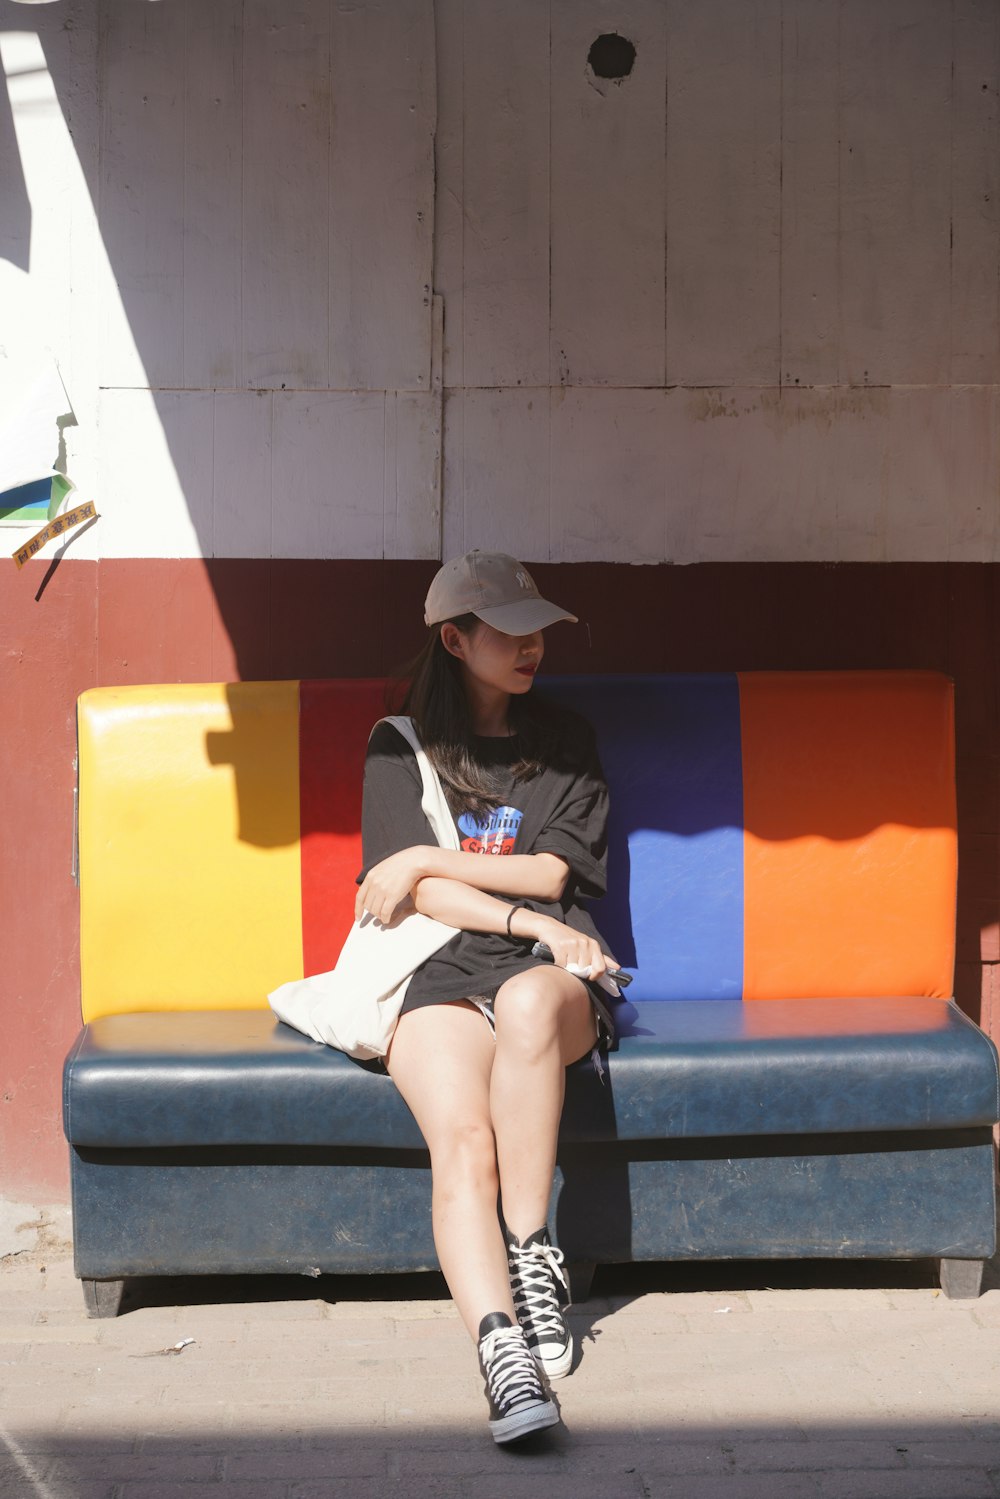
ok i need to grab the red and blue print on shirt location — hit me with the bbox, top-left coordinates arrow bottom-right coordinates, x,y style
457,807 -> 524,855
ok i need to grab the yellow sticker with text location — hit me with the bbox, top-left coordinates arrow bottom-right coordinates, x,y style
11,501 -> 98,569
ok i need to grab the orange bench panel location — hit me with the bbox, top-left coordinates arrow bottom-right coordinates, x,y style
739,671 -> 957,1002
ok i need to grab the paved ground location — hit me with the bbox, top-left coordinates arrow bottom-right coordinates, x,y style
1,1223 -> 999,1499
0,1203 -> 69,1263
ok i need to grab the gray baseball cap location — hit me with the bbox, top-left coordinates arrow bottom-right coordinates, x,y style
424,550 -> 578,635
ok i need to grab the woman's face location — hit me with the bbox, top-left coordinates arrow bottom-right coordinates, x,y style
442,619 -> 544,698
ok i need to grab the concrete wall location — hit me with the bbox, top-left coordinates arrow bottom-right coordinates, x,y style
2,0 -> 999,1197
3,0 -> 999,565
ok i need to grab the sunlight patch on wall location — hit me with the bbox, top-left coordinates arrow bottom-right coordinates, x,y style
0,27 -> 183,560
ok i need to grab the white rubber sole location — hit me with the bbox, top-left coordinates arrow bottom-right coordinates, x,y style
490,1398 -> 561,1445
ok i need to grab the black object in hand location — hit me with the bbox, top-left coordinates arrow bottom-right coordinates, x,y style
529,941 -> 633,988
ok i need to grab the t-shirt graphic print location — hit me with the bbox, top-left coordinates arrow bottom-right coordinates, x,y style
359,712 -> 613,1038
457,805 -> 524,856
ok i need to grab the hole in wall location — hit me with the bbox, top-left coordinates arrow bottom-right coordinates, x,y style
587,33 -> 636,82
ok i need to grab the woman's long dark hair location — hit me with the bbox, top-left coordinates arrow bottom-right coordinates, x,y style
387,615 -> 564,817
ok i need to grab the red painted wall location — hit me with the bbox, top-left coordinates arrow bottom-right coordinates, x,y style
3,557 -> 998,1198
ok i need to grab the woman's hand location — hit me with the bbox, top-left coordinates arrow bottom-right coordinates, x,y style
527,915 -> 612,983
355,848 -> 432,926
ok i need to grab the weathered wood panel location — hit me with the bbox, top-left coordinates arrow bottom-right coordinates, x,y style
441,388 -> 465,562
668,386 -> 892,564
666,0 -> 781,386
271,391 -> 386,557
443,388 -> 551,559
2,17 -> 100,436
664,386 -> 1000,564
329,0 -> 435,391
665,389 -> 788,564
461,0 -> 550,388
886,388 -> 1000,564
780,0 -> 841,387
550,0 -> 665,387
98,384 -> 442,562
839,0 -> 953,385
99,0 -> 186,388
385,392 -> 442,558
0,34 -> 31,274
97,389 -> 214,557
213,392 -> 273,558
885,390 -> 957,563
242,0 -> 331,388
15,0 -> 1000,567
550,389 -> 666,562
50,11 -> 102,504
433,0 -> 465,390
819,389 -> 891,564
950,0 -> 1000,384
100,0 -> 435,393
183,0 -> 243,389
945,389 -> 1000,563
443,384 -> 1000,566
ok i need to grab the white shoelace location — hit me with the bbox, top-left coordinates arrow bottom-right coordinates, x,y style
480,1326 -> 545,1415
509,1240 -> 570,1343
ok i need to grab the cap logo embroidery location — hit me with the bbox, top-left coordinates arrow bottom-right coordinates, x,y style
515,570 -> 530,590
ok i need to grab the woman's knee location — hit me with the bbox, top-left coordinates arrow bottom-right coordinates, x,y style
495,969 -> 598,1067
430,1119 -> 499,1196
493,970 -> 568,1055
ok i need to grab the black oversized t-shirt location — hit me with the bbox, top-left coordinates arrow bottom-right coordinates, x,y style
358,707 -> 612,1014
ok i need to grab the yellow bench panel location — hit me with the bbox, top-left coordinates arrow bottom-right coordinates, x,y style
79,682 -> 303,1022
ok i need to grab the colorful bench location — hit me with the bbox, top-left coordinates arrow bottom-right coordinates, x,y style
64,672 -> 999,1316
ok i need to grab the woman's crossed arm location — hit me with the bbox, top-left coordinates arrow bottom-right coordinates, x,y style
354,846 -> 569,925
411,875 -> 609,982
354,849 -> 610,980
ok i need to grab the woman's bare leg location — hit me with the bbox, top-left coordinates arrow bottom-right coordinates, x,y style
490,968 -> 597,1242
385,1002 -> 514,1340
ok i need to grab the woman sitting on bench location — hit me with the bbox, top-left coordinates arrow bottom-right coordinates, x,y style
355,549 -> 621,1445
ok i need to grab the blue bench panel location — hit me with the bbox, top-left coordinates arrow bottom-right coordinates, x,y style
544,675 -> 744,1000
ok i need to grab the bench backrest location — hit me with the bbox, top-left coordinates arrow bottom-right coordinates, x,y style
77,672 -> 956,1022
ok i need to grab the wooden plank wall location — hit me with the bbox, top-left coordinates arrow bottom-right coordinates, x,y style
438,0 -> 1000,564
7,0 -> 998,566
88,0 -> 440,561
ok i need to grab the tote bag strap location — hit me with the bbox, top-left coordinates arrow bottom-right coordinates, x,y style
377,715 -> 462,852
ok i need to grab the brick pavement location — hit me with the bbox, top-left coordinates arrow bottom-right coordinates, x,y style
1,1235 -> 998,1499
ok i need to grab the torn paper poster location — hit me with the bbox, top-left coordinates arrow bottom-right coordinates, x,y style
0,473 -> 74,525
0,343 -> 73,526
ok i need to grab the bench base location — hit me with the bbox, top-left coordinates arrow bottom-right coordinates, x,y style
77,1253 -> 989,1319
76,1257 -> 988,1319
937,1255 -> 986,1299
82,1278 -> 126,1319
69,1129 -> 996,1310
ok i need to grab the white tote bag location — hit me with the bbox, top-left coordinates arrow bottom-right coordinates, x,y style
268,716 -> 461,1059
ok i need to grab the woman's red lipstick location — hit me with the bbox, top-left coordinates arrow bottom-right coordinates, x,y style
515,665 -> 537,676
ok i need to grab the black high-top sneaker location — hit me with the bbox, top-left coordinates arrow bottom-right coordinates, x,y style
506,1227 -> 573,1379
477,1312 -> 560,1444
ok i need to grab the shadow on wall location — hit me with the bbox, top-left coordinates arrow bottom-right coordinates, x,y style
0,46 -> 29,270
